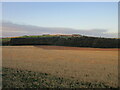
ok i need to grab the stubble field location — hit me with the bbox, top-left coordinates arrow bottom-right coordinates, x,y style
2,46 -> 118,88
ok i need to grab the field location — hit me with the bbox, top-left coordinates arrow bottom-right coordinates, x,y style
2,46 -> 118,88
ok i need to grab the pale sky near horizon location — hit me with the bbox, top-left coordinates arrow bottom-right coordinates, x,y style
1,2 -> 118,37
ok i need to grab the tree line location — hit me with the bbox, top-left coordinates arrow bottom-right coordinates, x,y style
5,36 -> 119,48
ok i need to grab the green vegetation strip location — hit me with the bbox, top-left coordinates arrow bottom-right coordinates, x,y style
2,67 -> 115,88
18,35 -> 56,38
1,38 -> 11,46
1,38 -> 11,42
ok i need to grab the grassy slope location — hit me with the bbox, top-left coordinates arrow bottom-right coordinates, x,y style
1,38 -> 11,42
0,38 -> 11,46
2,67 -> 115,88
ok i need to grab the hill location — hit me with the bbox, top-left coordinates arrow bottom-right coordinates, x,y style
1,34 -> 119,48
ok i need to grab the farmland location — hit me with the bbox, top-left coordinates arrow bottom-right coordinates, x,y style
2,46 -> 118,88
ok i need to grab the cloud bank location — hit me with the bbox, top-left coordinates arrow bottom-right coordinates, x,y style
1,21 -> 118,38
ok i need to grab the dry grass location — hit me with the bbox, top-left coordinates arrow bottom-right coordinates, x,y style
2,46 -> 118,88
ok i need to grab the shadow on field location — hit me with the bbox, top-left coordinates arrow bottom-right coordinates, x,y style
34,45 -> 119,51
2,67 -> 115,88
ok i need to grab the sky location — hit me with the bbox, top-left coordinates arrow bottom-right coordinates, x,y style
1,2 -> 118,38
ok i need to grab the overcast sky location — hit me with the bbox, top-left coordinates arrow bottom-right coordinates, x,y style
2,2 -> 118,38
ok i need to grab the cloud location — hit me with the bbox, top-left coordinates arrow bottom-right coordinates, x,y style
1,21 -> 118,38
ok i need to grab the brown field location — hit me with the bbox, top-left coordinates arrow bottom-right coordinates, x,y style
2,46 -> 118,87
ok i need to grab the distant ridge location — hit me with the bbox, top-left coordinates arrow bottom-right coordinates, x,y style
1,34 -> 119,48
